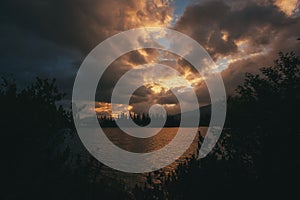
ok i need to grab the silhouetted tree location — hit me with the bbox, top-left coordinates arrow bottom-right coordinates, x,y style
133,52 -> 300,199
0,77 -> 129,200
224,52 -> 300,197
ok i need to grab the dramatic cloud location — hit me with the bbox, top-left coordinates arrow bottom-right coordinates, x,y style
0,0 -> 174,95
175,0 -> 300,95
1,0 -> 299,116
1,0 -> 173,52
275,0 -> 299,16
175,0 -> 298,58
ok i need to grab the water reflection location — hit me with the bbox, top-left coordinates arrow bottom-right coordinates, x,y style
74,127 -> 207,188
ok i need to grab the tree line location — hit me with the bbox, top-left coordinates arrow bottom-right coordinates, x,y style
1,52 -> 299,199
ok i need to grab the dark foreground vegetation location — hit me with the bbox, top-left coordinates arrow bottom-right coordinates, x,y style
1,52 -> 299,199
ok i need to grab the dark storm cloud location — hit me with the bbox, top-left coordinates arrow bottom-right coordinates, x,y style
0,25 -> 81,93
127,51 -> 148,65
95,49 -> 161,103
174,0 -> 298,59
1,0 -> 299,114
174,1 -> 237,58
1,0 -> 173,53
174,0 -> 300,96
129,86 -> 153,104
156,92 -> 178,104
0,0 -> 173,102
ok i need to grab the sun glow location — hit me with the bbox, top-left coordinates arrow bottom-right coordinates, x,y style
94,102 -> 133,118
275,0 -> 299,16
151,84 -> 164,94
221,31 -> 229,42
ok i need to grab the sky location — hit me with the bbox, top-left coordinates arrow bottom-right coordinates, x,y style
1,0 -> 300,116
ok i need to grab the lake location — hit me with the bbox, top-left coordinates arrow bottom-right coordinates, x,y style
68,127 -> 208,189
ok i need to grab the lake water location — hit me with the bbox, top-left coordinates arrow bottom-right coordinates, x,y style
69,127 -> 208,189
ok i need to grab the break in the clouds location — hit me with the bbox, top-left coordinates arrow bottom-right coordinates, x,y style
0,0 -> 173,94
175,0 -> 299,59
175,0 -> 300,95
0,0 -> 299,115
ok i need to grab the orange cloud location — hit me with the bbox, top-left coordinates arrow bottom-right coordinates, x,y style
275,0 -> 299,16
